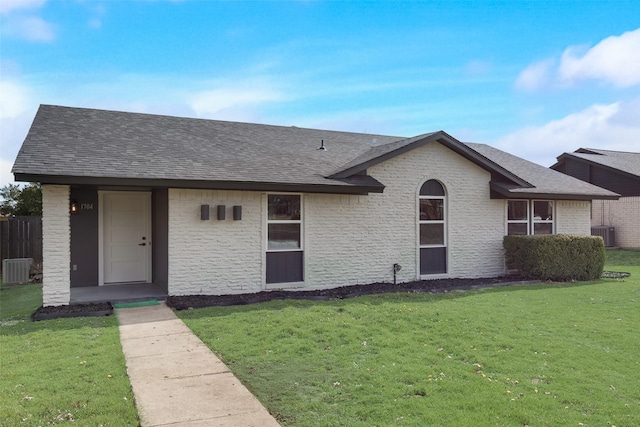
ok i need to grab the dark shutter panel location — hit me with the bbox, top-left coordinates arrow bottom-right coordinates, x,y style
266,251 -> 303,283
420,247 -> 447,274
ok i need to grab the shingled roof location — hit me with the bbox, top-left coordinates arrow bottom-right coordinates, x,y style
556,148 -> 640,178
468,143 -> 618,200
12,105 -> 618,199
13,105 -> 402,194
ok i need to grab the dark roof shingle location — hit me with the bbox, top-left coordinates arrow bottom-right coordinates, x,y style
468,143 -> 618,200
12,105 -> 619,199
569,148 -> 640,177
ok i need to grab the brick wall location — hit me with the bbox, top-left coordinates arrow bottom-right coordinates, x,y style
167,142 -> 511,296
168,189 -> 264,295
556,200 -> 592,235
305,141 -> 505,288
38,146 -> 599,302
592,197 -> 640,248
42,185 -> 71,306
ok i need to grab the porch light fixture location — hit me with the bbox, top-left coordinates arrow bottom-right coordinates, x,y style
217,205 -> 226,220
200,205 -> 210,220
233,205 -> 242,221
70,200 -> 78,215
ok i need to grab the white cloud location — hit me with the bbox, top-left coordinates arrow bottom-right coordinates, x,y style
514,59 -> 554,92
2,15 -> 55,42
494,99 -> 640,167
559,28 -> 640,88
0,158 -> 18,188
0,0 -> 46,14
516,27 -> 640,90
1,0 -> 54,42
0,111 -> 36,187
0,79 -> 36,187
0,80 -> 31,119
189,82 -> 286,119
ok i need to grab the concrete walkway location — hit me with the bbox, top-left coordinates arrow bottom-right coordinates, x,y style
117,303 -> 281,427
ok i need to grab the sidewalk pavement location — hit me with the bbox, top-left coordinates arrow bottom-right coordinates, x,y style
117,303 -> 281,427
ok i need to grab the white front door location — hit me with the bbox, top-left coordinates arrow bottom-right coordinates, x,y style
102,192 -> 151,284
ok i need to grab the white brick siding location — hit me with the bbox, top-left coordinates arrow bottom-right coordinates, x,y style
42,185 -> 71,306
167,142 -> 512,296
168,189 -> 264,295
592,197 -> 640,248
41,144 -> 600,301
555,200 -> 592,235
305,141 -> 505,288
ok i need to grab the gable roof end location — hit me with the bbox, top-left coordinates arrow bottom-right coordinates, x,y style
329,131 -> 533,189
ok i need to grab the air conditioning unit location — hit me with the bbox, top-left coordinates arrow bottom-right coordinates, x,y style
591,226 -> 616,247
2,258 -> 33,284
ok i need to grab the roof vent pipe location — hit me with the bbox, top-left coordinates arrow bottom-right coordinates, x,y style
317,139 -> 327,151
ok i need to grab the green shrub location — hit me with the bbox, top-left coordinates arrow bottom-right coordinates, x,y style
503,234 -> 605,281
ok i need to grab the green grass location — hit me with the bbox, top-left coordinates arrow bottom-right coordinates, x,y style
605,248 -> 640,267
0,283 -> 139,427
178,251 -> 640,426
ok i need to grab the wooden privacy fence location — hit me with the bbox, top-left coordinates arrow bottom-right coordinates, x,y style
0,216 -> 43,276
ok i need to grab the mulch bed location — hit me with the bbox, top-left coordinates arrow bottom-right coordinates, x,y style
166,276 -> 532,310
29,276 -> 534,319
31,302 -> 114,321
27,272 -> 626,319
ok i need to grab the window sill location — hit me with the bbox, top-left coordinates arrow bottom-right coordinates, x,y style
264,281 -> 306,290
420,273 -> 449,280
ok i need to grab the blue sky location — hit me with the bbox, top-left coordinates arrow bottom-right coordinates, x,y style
2,0 -> 639,187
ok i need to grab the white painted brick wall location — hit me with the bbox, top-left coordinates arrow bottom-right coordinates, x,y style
167,142 -> 513,296
166,143 -> 598,296
168,189 -> 264,295
592,197 -> 640,248
555,200 -> 592,235
305,141 -> 505,289
42,185 -> 71,306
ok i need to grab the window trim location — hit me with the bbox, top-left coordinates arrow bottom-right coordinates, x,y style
506,199 -> 555,235
264,193 -> 305,288
266,193 -> 303,253
419,196 -> 447,247
418,179 -> 448,277
532,200 -> 554,235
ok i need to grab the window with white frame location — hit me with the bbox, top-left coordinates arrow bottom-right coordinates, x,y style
266,194 -> 303,284
419,180 -> 447,274
507,200 -> 554,235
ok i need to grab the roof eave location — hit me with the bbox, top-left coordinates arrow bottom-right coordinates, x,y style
554,153 -> 640,181
489,182 -> 620,201
14,173 -> 385,195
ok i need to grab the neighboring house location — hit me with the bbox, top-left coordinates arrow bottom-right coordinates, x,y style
552,148 -> 640,249
13,105 -> 618,306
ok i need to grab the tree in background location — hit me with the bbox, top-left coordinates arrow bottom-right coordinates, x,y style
0,183 -> 42,216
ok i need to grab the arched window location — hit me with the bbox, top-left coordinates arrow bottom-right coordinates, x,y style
419,180 -> 447,275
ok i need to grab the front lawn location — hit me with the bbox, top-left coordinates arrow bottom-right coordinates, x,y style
178,251 -> 640,426
0,282 -> 139,427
